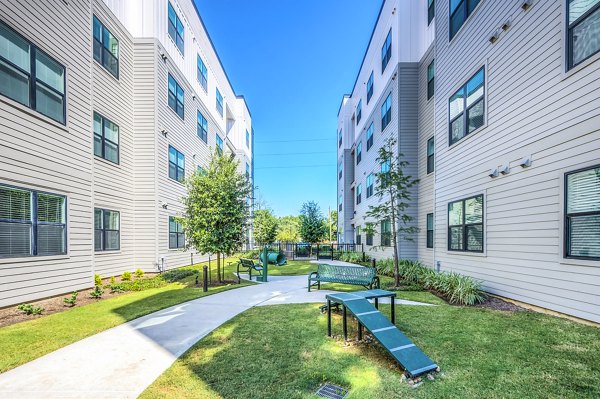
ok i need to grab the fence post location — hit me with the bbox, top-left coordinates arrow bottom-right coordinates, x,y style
371,258 -> 376,269
363,251 -> 366,263
202,266 -> 208,292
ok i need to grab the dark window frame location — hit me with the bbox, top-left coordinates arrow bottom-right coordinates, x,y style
366,123 -> 374,150
567,0 -> 600,69
246,130 -> 250,148
338,129 -> 343,148
168,2 -> 185,55
168,145 -> 185,183
564,164 -> 600,261
449,0 -> 481,40
94,208 -> 120,252
0,184 -> 67,258
427,60 -> 435,100
366,71 -> 374,103
356,141 -> 362,165
428,0 -> 435,25
381,93 -> 392,131
426,213 -> 434,248
93,15 -> 119,79
356,100 -> 362,125
94,112 -> 120,164
381,219 -> 392,247
216,134 -> 223,155
366,173 -> 374,198
356,227 -> 362,245
169,216 -> 185,249
0,20 -> 67,124
216,88 -> 223,117
338,161 -> 343,180
448,194 -> 484,253
449,67 -> 485,146
197,110 -> 208,143
427,136 -> 434,174
197,54 -> 208,91
168,73 -> 184,119
356,184 -> 362,205
366,232 -> 373,246
381,29 -> 392,73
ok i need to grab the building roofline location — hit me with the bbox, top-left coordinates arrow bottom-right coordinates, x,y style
337,94 -> 351,117
347,0 -> 387,99
190,0 -> 250,116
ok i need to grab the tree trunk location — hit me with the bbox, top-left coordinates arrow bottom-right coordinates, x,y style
217,253 -> 221,284
390,191 -> 400,287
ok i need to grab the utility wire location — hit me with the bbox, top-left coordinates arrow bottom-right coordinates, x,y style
255,138 -> 334,143
253,150 -> 333,156
254,164 -> 335,170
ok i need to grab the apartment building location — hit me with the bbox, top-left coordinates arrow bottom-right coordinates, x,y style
0,0 -> 253,307
337,0 -> 600,323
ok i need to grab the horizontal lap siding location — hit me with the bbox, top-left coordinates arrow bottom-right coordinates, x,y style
0,0 -> 94,307
433,0 -> 600,322
92,0 -> 136,277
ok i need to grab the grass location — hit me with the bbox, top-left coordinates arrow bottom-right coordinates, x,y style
266,260 -> 317,276
140,302 -> 600,399
0,257 -> 251,373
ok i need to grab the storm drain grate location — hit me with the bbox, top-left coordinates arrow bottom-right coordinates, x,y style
315,383 -> 349,399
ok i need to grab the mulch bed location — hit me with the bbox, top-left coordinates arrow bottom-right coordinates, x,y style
475,296 -> 530,312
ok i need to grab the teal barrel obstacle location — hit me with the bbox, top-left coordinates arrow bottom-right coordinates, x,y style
260,251 -> 287,266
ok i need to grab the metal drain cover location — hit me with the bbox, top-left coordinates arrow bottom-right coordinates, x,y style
315,383 -> 349,399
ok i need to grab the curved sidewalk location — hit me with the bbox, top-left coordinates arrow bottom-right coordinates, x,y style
0,275 -> 432,399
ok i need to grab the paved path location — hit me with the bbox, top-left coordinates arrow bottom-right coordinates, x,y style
0,274 -> 432,399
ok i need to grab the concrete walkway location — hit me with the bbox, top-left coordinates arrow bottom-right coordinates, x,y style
0,274 -> 432,399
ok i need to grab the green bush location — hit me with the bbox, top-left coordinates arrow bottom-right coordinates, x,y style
17,304 -> 43,315
94,274 -> 103,287
90,285 -> 104,299
109,276 -> 116,284
338,251 -> 370,264
134,269 -> 145,278
109,283 -> 124,293
121,271 -> 132,281
119,277 -> 167,292
162,269 -> 198,283
63,291 -> 78,307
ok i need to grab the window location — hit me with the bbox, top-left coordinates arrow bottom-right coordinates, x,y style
381,219 -> 391,247
168,146 -> 185,183
427,137 -> 434,174
366,72 -> 374,103
338,195 -> 343,212
0,185 -> 66,257
246,130 -> 250,148
197,54 -> 207,91
356,184 -> 362,205
568,0 -> 600,69
366,231 -> 373,246
216,134 -> 223,154
356,142 -> 362,165
169,216 -> 185,249
197,165 -> 205,175
168,74 -> 184,119
356,100 -> 362,124
381,93 -> 392,131
356,226 -> 362,245
216,88 -> 223,116
449,67 -> 484,145
448,195 -> 483,252
428,0 -> 435,25
94,208 -> 119,251
381,160 -> 390,174
0,21 -> 66,124
246,163 -> 250,180
366,122 -> 374,150
168,2 -> 184,54
93,112 -> 119,164
366,174 -> 374,198
338,129 -> 343,148
450,0 -> 481,40
338,161 -> 343,180
93,16 -> 119,79
565,165 -> 600,259
197,111 -> 208,143
381,29 -> 392,73
426,213 -> 434,248
427,60 -> 435,99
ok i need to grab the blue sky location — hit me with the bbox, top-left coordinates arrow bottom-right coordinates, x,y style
195,0 -> 381,217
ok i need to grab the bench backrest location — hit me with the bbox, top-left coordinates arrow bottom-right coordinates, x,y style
317,263 -> 376,281
239,258 -> 255,267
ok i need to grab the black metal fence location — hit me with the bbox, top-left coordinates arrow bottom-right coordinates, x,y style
264,242 -> 364,261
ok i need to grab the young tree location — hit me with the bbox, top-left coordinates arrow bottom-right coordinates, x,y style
299,201 -> 327,244
277,215 -> 300,242
329,209 -> 338,242
365,137 -> 419,287
253,209 -> 278,245
181,150 -> 252,284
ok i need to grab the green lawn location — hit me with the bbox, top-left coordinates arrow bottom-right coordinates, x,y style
0,258 -> 251,373
265,260 -> 317,276
141,303 -> 600,399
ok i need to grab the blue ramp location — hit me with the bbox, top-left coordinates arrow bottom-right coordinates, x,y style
326,292 -> 437,378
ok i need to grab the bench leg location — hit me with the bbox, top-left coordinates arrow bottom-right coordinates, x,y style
342,305 -> 347,342
391,297 -> 395,324
327,300 -> 332,337
374,298 -> 379,310
358,321 -> 363,341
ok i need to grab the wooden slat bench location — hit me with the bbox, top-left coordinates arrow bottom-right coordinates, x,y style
237,258 -> 263,282
308,263 -> 379,292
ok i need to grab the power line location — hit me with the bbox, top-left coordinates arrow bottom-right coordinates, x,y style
254,150 -> 333,156
254,164 -> 335,170
255,138 -> 335,144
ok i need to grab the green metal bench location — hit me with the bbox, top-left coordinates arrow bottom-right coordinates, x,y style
308,263 -> 379,292
237,258 -> 263,282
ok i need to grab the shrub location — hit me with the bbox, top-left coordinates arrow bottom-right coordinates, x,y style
120,277 -> 167,291
90,285 -> 104,299
338,251 -> 370,264
109,283 -> 124,293
121,271 -> 132,281
162,269 -> 198,283
134,268 -> 145,278
17,304 -> 43,315
63,291 -> 78,307
375,258 -> 395,277
109,276 -> 116,284
94,274 -> 103,287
